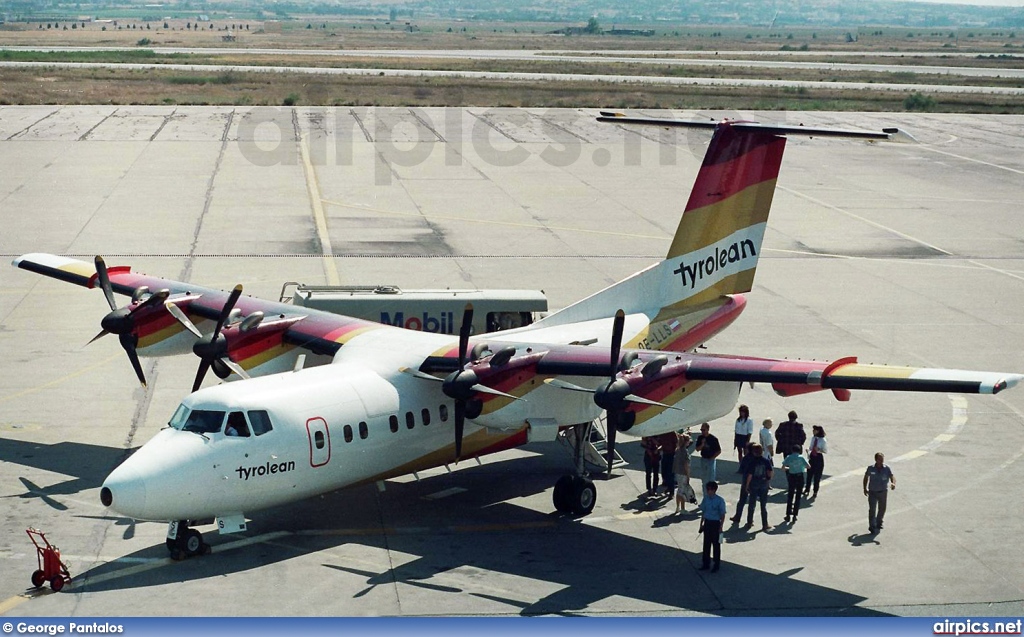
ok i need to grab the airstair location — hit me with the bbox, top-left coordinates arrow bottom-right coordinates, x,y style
559,415 -> 627,475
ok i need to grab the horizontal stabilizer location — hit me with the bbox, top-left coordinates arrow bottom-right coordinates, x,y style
597,114 -> 913,142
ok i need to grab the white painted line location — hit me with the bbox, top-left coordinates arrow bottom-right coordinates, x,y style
422,487 -> 468,500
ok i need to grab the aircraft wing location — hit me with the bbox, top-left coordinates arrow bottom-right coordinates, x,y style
13,253 -> 387,384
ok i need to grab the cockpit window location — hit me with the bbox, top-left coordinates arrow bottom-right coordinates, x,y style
181,409 -> 226,434
248,410 -> 273,436
169,404 -> 191,429
225,412 -> 251,438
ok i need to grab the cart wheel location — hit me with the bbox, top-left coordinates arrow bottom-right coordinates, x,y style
50,576 -> 64,593
31,569 -> 46,588
183,529 -> 203,557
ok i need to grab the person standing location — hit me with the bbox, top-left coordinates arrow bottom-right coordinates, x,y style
775,410 -> 806,458
694,422 -> 722,497
781,445 -> 809,523
673,433 -> 694,513
641,436 -> 661,497
658,431 -> 678,495
804,425 -> 828,497
758,418 -> 775,461
863,452 -> 896,533
699,481 -> 727,572
733,404 -> 755,465
743,444 -> 774,531
730,442 -> 755,523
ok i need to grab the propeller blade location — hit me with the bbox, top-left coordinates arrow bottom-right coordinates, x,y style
119,332 -> 146,387
94,256 -> 117,312
623,394 -> 683,410
606,420 -> 617,474
399,366 -> 444,382
543,377 -> 596,394
458,303 -> 473,368
454,400 -> 465,460
469,384 -> 524,401
135,288 -> 170,311
165,301 -> 204,338
220,357 -> 250,380
609,309 -> 625,380
213,284 -> 243,341
192,359 -> 211,393
87,329 -> 109,345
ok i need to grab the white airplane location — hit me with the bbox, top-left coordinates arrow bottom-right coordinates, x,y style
12,115 -> 1022,560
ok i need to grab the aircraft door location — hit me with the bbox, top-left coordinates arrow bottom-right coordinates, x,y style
306,417 -> 331,467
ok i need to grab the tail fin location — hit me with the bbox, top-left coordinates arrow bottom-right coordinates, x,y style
534,118 -> 899,346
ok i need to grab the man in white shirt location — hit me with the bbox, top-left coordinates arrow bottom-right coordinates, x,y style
758,418 -> 774,465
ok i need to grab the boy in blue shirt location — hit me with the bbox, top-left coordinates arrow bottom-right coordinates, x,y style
699,481 -> 727,572
781,445 -> 810,523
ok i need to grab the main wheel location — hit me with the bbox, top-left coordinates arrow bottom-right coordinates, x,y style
31,569 -> 46,588
50,576 -> 65,593
183,529 -> 204,557
552,474 -> 575,513
570,476 -> 597,516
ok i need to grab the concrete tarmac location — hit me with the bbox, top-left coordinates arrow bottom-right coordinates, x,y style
0,107 -> 1023,616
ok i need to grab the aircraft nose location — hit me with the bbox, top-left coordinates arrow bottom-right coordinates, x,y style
101,465 -> 147,518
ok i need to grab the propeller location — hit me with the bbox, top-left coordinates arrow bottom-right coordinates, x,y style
88,256 -> 169,387
167,284 -> 249,392
444,304 -> 476,460
598,310 -> 626,473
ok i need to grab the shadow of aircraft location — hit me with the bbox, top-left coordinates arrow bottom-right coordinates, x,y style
67,448 -> 887,616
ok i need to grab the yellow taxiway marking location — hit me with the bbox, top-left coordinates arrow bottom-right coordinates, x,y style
818,394 -> 968,488
299,137 -> 341,286
0,353 -> 120,405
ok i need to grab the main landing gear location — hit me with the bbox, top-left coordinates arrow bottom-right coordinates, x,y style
166,520 -> 211,561
551,421 -> 600,516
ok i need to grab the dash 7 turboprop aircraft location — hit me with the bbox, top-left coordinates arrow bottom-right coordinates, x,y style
13,115 -> 1022,559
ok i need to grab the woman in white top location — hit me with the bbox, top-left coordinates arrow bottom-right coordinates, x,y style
733,404 -> 755,463
804,425 -> 828,497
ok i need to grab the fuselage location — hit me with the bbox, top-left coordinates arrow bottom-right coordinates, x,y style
101,317 -> 741,523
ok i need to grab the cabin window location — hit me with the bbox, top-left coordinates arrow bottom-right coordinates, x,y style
225,412 -> 250,437
182,409 -> 225,434
248,410 -> 274,436
358,421 -> 368,439
439,404 -> 448,422
421,408 -> 430,426
343,425 -> 353,444
389,415 -> 399,433
314,430 -> 326,449
405,411 -> 415,430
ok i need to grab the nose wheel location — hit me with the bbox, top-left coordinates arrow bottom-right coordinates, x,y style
166,521 -> 211,560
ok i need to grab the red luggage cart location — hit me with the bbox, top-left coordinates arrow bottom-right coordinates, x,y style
26,528 -> 71,592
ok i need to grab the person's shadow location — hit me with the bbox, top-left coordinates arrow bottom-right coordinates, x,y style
848,532 -> 881,547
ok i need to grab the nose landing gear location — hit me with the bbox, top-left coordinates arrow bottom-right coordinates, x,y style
166,521 -> 211,560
